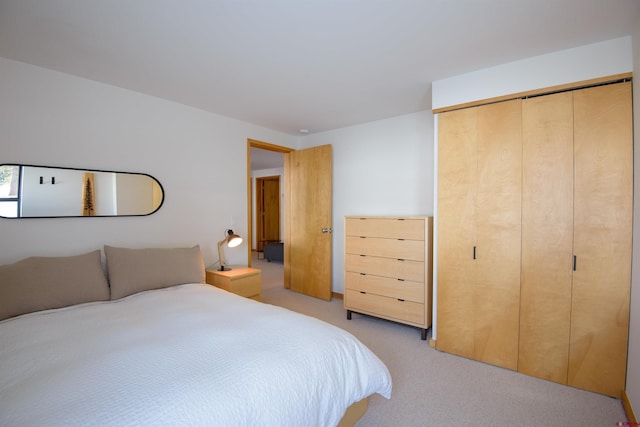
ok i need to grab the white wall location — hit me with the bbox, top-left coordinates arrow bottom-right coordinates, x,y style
433,36 -> 633,110
627,23 -> 640,419
298,111 -> 434,294
0,57 -> 297,268
432,35 -> 637,408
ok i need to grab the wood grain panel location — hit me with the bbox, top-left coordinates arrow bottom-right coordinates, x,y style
345,217 -> 425,240
345,236 -> 424,261
569,82 -> 632,397
474,99 -> 522,370
436,107 -> 477,359
285,145 -> 332,300
345,254 -> 424,283
345,289 -> 425,325
345,271 -> 424,303
519,91 -> 574,382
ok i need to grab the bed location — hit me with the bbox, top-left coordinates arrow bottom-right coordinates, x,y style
0,246 -> 391,426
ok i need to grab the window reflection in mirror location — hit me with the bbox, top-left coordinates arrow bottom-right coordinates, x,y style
0,165 -> 20,217
0,164 -> 164,218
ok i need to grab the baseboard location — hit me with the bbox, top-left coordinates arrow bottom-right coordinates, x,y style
332,292 -> 344,300
622,390 -> 637,424
428,338 -> 436,348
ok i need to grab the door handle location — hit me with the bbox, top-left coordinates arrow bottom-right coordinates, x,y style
321,227 -> 333,233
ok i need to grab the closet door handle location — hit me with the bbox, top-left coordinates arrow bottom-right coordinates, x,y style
473,246 -> 476,260
573,255 -> 577,271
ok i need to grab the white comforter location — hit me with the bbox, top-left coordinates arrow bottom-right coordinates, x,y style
0,284 -> 391,426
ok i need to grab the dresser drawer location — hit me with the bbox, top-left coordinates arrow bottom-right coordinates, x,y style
345,271 -> 424,303
345,253 -> 424,282
345,289 -> 425,325
346,217 -> 425,240
345,236 -> 424,261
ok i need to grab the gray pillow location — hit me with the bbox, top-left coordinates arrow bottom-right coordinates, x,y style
0,250 -> 110,321
105,245 -> 205,300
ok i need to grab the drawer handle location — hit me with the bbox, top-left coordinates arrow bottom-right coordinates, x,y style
397,278 -> 405,282
398,238 -> 405,241
397,298 -> 405,302
359,273 -> 366,276
360,291 -> 366,294
359,236 -> 367,239
397,258 -> 405,262
360,254 -> 366,257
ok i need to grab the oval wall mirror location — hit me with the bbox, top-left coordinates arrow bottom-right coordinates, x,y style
0,164 -> 164,218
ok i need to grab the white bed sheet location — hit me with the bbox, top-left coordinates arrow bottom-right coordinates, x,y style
0,283 -> 391,426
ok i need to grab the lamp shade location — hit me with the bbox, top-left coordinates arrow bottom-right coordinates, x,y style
226,231 -> 243,247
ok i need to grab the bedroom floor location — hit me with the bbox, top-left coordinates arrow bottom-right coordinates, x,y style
251,253 -> 628,427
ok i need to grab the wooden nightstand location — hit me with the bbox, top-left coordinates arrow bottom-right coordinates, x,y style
205,267 -> 262,301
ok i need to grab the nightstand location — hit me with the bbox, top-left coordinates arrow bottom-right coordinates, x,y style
205,267 -> 262,301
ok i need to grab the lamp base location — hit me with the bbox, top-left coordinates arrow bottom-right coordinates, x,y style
218,266 -> 232,271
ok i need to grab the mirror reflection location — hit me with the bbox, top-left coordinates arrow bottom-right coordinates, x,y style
0,164 -> 164,218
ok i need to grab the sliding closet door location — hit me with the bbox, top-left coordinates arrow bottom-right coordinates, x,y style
569,82 -> 632,398
437,106 -> 477,359
474,100 -> 521,370
519,92 -> 574,382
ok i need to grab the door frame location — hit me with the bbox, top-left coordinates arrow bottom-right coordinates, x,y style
246,139 -> 293,267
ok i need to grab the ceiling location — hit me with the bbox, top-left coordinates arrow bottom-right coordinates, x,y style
0,0 -> 638,143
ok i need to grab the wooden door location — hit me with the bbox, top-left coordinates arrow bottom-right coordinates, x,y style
256,176 -> 280,252
569,82 -> 632,397
473,100 -> 522,370
436,106 -> 477,359
284,145 -> 333,300
520,91 -> 574,382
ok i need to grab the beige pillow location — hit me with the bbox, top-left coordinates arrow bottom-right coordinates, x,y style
105,245 -> 205,300
0,250 -> 110,321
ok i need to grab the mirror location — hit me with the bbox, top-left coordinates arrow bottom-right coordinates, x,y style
0,164 -> 164,218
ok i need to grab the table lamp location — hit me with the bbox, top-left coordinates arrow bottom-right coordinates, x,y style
217,229 -> 243,271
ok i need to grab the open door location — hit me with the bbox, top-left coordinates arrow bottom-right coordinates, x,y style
256,176 -> 280,252
247,139 -> 292,268
284,144 -> 333,300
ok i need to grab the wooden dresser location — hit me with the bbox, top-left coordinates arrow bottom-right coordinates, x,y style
344,216 -> 433,340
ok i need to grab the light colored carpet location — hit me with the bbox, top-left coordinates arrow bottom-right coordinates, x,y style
252,253 -> 628,427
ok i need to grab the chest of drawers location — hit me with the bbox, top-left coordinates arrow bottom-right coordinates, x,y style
344,216 -> 433,340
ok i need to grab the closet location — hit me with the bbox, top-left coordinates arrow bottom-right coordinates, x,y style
436,80 -> 632,398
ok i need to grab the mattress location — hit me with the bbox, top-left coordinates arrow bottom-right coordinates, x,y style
0,283 -> 391,426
